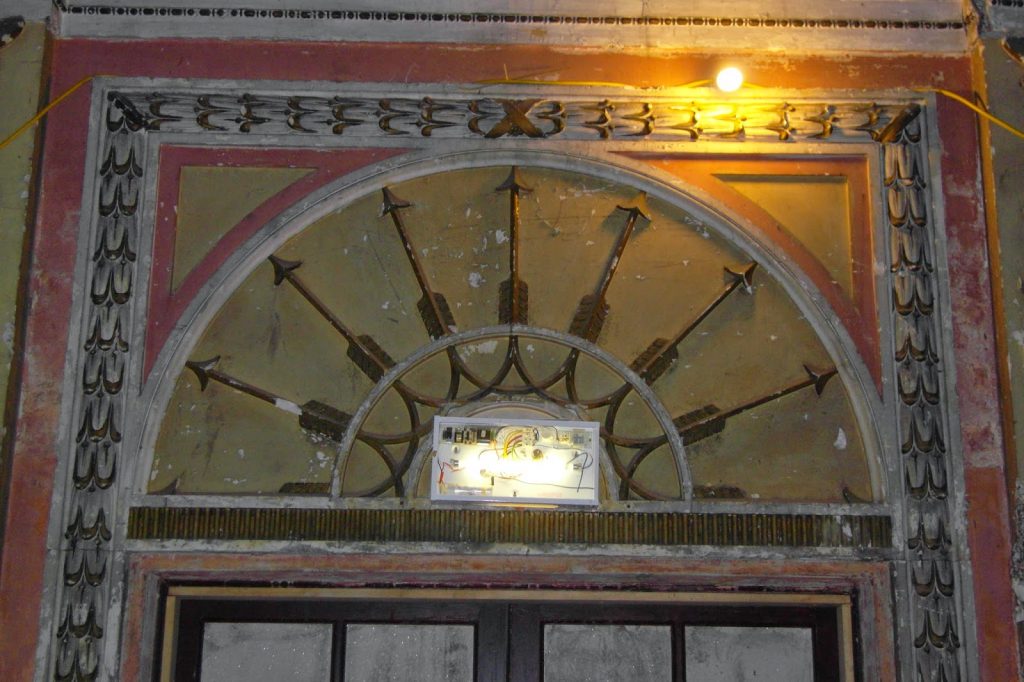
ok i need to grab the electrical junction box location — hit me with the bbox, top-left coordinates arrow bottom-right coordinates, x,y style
430,416 -> 600,506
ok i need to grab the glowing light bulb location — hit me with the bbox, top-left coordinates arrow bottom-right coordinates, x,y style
715,67 -> 744,93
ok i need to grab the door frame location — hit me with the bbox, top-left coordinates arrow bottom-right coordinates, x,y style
160,585 -> 856,681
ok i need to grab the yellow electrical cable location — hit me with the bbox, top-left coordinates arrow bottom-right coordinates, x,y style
474,76 -> 773,91
920,87 -> 1024,142
475,77 -> 640,89
0,74 -> 96,151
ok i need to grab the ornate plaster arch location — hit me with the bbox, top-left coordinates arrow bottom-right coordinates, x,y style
41,79 -> 967,681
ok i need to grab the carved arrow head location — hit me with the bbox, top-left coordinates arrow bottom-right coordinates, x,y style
268,254 -> 302,286
496,167 -> 533,195
803,364 -> 838,395
725,261 -> 758,294
380,187 -> 412,216
616,192 -> 651,222
185,356 -> 221,391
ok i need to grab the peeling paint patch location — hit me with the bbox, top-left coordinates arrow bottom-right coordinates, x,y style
468,272 -> 485,288
458,339 -> 499,358
833,427 -> 848,450
495,229 -> 508,244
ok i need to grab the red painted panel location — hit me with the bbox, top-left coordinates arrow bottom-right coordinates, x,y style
48,39 -> 972,94
936,94 -> 1005,470
146,145 -> 408,378
0,69 -> 90,682
964,467 -> 1019,681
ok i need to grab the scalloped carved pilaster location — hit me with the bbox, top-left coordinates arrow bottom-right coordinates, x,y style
885,122 -> 965,681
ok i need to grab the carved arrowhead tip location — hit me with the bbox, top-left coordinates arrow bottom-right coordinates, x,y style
185,356 -> 220,391
380,187 -> 411,215
725,261 -> 758,293
803,364 -> 838,395
267,255 -> 302,285
616,192 -> 651,221
496,167 -> 533,194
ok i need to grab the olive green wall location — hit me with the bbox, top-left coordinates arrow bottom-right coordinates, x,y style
982,38 -> 1024,649
0,22 -> 46,536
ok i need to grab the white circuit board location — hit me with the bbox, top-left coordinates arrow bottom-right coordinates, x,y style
430,416 -> 600,506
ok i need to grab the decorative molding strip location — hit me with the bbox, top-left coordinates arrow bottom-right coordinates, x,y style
108,87 -> 916,143
57,4 -> 966,32
127,506 -> 893,548
884,114 -> 965,679
52,2 -> 967,51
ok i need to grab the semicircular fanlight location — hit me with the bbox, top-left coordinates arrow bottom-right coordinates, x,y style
150,165 -> 874,504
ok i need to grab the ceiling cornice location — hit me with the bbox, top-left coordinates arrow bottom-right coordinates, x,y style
42,0 -> 973,53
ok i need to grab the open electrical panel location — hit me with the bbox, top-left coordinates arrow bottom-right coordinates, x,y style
430,416 -> 601,506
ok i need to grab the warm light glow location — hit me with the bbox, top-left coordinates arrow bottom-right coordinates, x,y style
431,416 -> 600,506
716,67 -> 744,93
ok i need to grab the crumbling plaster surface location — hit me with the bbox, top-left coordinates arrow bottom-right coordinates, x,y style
983,38 -> 1024,667
985,38 -> 1024,480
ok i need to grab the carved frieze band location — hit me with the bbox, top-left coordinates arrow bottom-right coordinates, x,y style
57,4 -> 966,32
885,123 -> 964,678
127,507 -> 893,548
53,84 -> 962,681
108,88 -> 916,142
